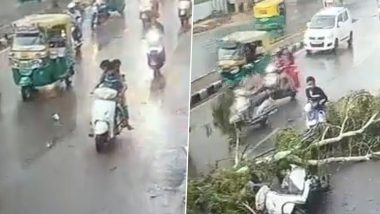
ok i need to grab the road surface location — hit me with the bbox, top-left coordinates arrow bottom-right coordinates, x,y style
189,0 -> 380,212
0,0 -> 190,213
191,0 -> 322,85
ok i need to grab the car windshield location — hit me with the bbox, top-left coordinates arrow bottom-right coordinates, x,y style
218,47 -> 242,60
14,33 -> 44,46
309,15 -> 336,29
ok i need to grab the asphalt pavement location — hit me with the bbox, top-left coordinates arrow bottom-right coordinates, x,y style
191,0 -> 322,85
189,0 -> 380,213
0,0 -> 190,213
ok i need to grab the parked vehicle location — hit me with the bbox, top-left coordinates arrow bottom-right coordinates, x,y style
9,14 -> 75,101
253,0 -> 286,31
304,7 -> 353,55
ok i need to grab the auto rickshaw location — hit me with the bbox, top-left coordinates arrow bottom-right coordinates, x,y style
253,0 -> 286,31
9,14 -> 75,101
216,31 -> 272,87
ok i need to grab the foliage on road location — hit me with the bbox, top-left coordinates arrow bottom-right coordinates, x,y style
187,90 -> 380,213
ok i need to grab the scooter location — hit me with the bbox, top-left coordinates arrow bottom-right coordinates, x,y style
229,88 -> 278,127
262,64 -> 298,101
178,0 -> 192,28
146,29 -> 165,75
72,24 -> 82,53
255,165 -> 328,214
304,102 -> 326,129
140,10 -> 152,31
90,86 -> 125,152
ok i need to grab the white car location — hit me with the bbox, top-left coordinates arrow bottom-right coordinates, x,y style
303,7 -> 353,55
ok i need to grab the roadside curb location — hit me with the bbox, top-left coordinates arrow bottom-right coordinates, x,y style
190,41 -> 304,109
190,80 -> 223,108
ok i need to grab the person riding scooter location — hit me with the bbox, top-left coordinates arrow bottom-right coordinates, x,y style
68,2 -> 82,24
111,59 -> 133,130
95,60 -> 132,130
177,0 -> 192,26
305,76 -> 328,110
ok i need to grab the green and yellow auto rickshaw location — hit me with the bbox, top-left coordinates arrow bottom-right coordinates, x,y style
216,31 -> 272,87
253,0 -> 286,31
9,14 -> 75,101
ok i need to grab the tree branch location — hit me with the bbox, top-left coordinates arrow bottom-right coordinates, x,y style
313,113 -> 379,147
242,202 -> 257,214
306,151 -> 380,166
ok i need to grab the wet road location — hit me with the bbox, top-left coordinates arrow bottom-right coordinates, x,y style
191,0 -> 322,82
189,0 -> 380,213
0,0 -> 190,213
0,0 -> 71,28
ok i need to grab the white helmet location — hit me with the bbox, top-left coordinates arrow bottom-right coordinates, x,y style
68,2 -> 75,9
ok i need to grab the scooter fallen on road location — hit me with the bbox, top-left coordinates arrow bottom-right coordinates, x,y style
255,164 -> 329,214
90,86 -> 125,152
229,88 -> 278,127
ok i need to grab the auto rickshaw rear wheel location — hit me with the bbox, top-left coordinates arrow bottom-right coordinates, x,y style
21,86 -> 33,101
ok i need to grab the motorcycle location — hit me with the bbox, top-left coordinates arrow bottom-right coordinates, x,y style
262,64 -> 298,100
146,28 -> 165,75
255,165 -> 328,214
178,0 -> 191,28
229,88 -> 278,127
140,10 -> 154,31
72,17 -> 83,53
90,85 -> 125,152
91,3 -> 110,29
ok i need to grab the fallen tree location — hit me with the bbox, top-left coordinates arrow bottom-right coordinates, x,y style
187,90 -> 380,214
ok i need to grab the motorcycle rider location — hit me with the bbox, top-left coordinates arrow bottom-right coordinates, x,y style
305,76 -> 328,110
177,0 -> 192,18
68,2 -> 82,23
95,60 -> 133,130
111,59 -> 133,130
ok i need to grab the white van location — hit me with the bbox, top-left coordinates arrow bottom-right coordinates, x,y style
303,7 -> 353,54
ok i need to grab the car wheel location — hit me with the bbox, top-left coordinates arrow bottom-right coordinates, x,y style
347,32 -> 353,48
332,38 -> 339,54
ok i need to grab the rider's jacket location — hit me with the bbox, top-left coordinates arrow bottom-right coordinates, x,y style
305,86 -> 328,107
101,72 -> 124,93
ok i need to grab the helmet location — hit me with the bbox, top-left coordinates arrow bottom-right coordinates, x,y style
68,2 -> 75,9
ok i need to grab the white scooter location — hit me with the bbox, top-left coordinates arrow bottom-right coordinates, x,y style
304,102 -> 326,129
255,165 -> 328,214
178,0 -> 192,28
145,28 -> 165,76
90,86 -> 124,152
229,88 -> 278,127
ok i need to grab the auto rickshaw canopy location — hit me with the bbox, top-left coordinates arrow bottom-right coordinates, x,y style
254,0 -> 284,18
12,14 -> 73,44
219,31 -> 270,51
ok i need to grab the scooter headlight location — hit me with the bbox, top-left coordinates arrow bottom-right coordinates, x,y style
180,9 -> 186,15
146,30 -> 160,43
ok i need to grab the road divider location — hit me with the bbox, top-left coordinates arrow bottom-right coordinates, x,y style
190,41 -> 304,109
